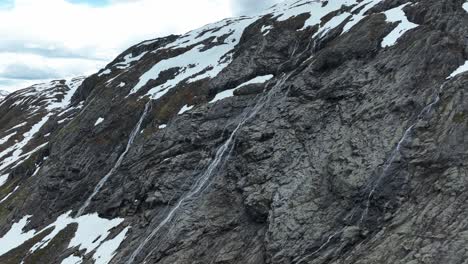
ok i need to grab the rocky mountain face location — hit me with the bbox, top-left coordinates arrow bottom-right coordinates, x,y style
0,0 -> 468,263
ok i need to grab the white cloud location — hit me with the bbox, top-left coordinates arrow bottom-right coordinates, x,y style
0,0 -> 284,92
0,0 -> 236,91
230,0 -> 282,15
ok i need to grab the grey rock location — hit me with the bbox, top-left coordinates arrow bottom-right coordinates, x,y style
0,0 -> 468,263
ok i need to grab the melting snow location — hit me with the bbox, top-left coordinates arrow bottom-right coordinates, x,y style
448,61 -> 468,79
210,74 -> 274,103
98,69 -> 112,77
0,186 -> 19,204
381,3 -> 419,47
115,52 -> 148,69
0,114 -> 51,172
0,174 -> 8,187
314,12 -> 350,38
129,16 -> 256,99
46,78 -> 85,111
11,78 -> 83,113
68,214 -> 124,255
94,118 -> 105,126
0,216 -> 36,255
9,143 -> 48,172
342,0 -> 383,32
210,89 -> 238,104
463,2 -> 468,12
178,105 -> 194,115
261,25 -> 273,36
0,132 -> 16,146
0,211 -> 129,263
31,165 -> 41,177
127,0 -> 410,101
158,124 -> 167,129
58,118 -> 70,124
270,0 -> 379,33
5,122 -> 27,133
93,227 -> 130,264
61,255 -> 82,264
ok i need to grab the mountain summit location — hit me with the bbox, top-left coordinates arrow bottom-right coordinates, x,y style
0,0 -> 467,263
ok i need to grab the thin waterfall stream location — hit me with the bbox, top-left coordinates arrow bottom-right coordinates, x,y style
126,74 -> 291,264
76,101 -> 152,217
295,81 -> 447,264
359,82 -> 445,222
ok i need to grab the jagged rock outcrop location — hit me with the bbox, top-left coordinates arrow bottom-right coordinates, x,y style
0,0 -> 468,263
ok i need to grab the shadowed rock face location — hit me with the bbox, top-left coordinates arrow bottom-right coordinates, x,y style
0,0 -> 467,263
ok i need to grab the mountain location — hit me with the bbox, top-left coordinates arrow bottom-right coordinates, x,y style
0,0 -> 467,263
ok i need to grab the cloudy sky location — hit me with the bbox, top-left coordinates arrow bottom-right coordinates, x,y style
0,0 -> 283,92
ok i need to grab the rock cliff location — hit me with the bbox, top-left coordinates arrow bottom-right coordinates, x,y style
0,0 -> 468,263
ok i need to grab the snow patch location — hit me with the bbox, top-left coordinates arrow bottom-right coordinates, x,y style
9,143 -> 48,172
342,0 -> 383,33
0,215 -> 36,256
261,25 -> 273,36
19,211 -> 128,264
0,114 -> 51,172
210,74 -> 274,103
93,227 -> 130,264
448,61 -> 468,79
61,255 -> 82,264
178,105 -> 194,115
127,0 -> 399,100
31,165 -> 41,177
98,69 -> 112,77
11,78 -> 83,113
270,0 -> 377,33
159,124 -> 167,129
94,118 -> 105,126
46,77 -> 84,111
314,12 -> 350,38
115,52 -> 147,69
129,16 -> 256,99
0,132 -> 17,146
58,118 -> 70,124
0,174 -> 8,187
463,2 -> 468,13
5,122 -> 27,132
0,186 -> 19,204
68,214 -> 123,255
210,89 -> 237,104
381,3 -> 419,47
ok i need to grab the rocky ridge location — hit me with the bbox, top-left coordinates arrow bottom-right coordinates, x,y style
0,0 -> 467,263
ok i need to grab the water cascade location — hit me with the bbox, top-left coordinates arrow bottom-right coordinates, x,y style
76,101 -> 152,217
360,82 -> 445,222
296,82 -> 446,264
126,74 -> 290,264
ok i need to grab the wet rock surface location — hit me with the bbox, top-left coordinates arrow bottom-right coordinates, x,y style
0,0 -> 467,263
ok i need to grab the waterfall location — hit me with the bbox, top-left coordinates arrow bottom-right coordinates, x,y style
359,82 -> 445,223
76,101 -> 152,217
296,82 -> 446,263
126,74 -> 290,264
